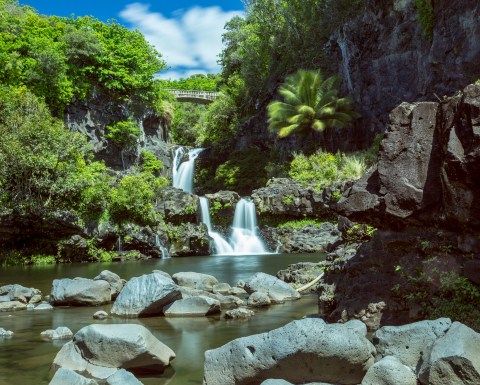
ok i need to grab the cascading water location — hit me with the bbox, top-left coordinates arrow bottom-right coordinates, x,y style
199,197 -> 269,255
155,234 -> 170,259
199,197 -> 234,255
172,147 -> 203,193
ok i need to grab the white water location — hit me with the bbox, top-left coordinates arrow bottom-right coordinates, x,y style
172,147 -> 203,193
155,234 -> 170,259
199,197 -> 269,255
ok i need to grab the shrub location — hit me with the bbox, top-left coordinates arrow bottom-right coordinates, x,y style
106,119 -> 141,149
140,149 -> 163,176
414,0 -> 434,39
278,219 -> 324,229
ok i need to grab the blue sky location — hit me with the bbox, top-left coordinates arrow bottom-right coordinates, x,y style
19,1 -> 245,79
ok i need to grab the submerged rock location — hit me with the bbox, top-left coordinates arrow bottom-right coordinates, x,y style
105,369 -> 144,385
93,311 -> 108,320
247,292 -> 271,307
203,318 -> 375,385
224,307 -> 255,320
111,272 -> 181,317
50,278 -> 111,306
49,368 -> 98,385
0,301 -> 27,312
41,327 -> 73,340
0,328 -> 13,337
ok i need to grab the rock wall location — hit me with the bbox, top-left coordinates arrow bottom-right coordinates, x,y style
65,92 -> 175,173
326,0 -> 480,149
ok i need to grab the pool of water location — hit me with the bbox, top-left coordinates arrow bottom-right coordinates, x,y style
0,253 -> 323,385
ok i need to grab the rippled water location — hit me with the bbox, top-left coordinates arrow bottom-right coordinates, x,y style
0,253 -> 323,385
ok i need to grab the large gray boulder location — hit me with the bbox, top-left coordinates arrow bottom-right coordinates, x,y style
163,296 -> 221,317
50,278 -> 111,306
0,284 -> 42,304
53,324 -> 175,381
0,301 -> 26,312
361,356 -> 417,385
203,318 -> 375,385
247,291 -> 271,307
373,318 -> 452,371
105,369 -> 144,385
167,223 -> 212,257
49,368 -> 98,385
244,272 -> 300,303
419,322 -> 480,385
111,272 -> 181,317
93,270 -> 125,299
172,272 -> 218,292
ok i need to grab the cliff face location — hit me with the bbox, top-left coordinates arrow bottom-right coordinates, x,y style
65,93 -> 174,173
326,0 -> 480,149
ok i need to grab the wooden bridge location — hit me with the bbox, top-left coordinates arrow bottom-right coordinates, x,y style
164,89 -> 219,104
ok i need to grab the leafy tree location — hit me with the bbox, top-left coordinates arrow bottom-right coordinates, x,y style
105,119 -> 141,149
267,70 -> 358,141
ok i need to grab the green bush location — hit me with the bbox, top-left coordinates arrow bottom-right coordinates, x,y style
278,219 -> 324,229
106,119 -> 141,149
109,173 -> 168,225
414,0 -> 434,39
140,149 -> 163,176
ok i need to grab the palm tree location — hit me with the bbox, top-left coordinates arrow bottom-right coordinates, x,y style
267,70 -> 358,140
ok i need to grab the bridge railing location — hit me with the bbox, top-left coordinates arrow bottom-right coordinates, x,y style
163,89 -> 219,101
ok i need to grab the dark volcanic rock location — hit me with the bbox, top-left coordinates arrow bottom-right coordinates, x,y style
168,223 -> 211,257
157,187 -> 199,225
338,84 -> 480,233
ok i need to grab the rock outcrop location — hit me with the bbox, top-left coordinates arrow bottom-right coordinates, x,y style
50,278 -> 111,306
244,272 -> 300,303
203,318 -> 375,385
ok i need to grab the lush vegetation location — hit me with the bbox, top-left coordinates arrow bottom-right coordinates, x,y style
268,70 -> 358,140
413,0 -> 434,39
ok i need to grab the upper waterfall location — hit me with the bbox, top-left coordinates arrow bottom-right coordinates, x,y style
172,147 -> 203,193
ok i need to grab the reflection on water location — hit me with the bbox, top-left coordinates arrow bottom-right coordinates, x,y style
0,253 -> 323,385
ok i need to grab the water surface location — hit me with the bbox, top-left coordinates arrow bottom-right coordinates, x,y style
0,253 -> 323,385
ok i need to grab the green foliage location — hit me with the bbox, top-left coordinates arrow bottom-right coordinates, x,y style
413,0 -> 434,39
1,251 -> 56,266
344,223 -> 376,243
268,70 -> 358,140
289,151 -> 368,191
140,149 -> 163,176
213,148 -> 269,194
106,119 -> 141,149
282,195 -> 294,206
278,219 -> 324,230
0,86 -> 93,214
170,102 -> 208,146
0,1 -> 166,113
109,173 -> 168,226
157,73 -> 219,91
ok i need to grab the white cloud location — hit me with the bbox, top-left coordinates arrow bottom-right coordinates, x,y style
119,3 -> 243,77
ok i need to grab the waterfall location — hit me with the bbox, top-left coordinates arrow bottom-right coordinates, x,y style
229,199 -> 268,255
338,31 -> 353,94
172,147 -> 203,193
154,234 -> 170,259
199,197 -> 269,256
199,197 -> 234,255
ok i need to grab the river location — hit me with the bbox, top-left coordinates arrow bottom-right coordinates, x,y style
0,253 -> 323,385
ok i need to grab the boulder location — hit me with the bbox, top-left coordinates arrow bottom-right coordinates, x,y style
230,287 -> 247,296
157,187 -> 199,225
247,292 -> 271,307
244,272 -> 300,303
204,190 -> 240,223
93,270 -> 125,299
111,272 -> 181,317
53,324 -> 175,380
361,356 -> 417,385
212,283 -> 232,295
0,301 -> 27,312
419,322 -> 480,385
34,303 -> 54,310
203,318 -> 375,385
167,223 -> 212,257
374,318 -> 452,371
172,272 -> 218,292
41,327 -> 73,340
0,328 -> 13,337
0,284 -> 41,304
163,296 -> 221,317
50,278 -> 111,306
105,369 -> 144,385
178,287 -> 243,309
49,368 -> 98,385
268,222 -> 341,253
93,311 -> 108,320
225,308 -> 255,320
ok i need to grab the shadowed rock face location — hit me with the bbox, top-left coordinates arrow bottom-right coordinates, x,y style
338,84 -> 480,233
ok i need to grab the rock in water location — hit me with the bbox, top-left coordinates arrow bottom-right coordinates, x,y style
93,270 -> 125,299
41,327 -> 73,340
50,278 -> 111,306
172,272 -> 218,292
203,318 -> 375,385
111,272 -> 181,317
244,272 -> 300,303
49,368 -> 98,385
163,296 -> 220,317
105,369 -> 144,385
52,324 -> 175,381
